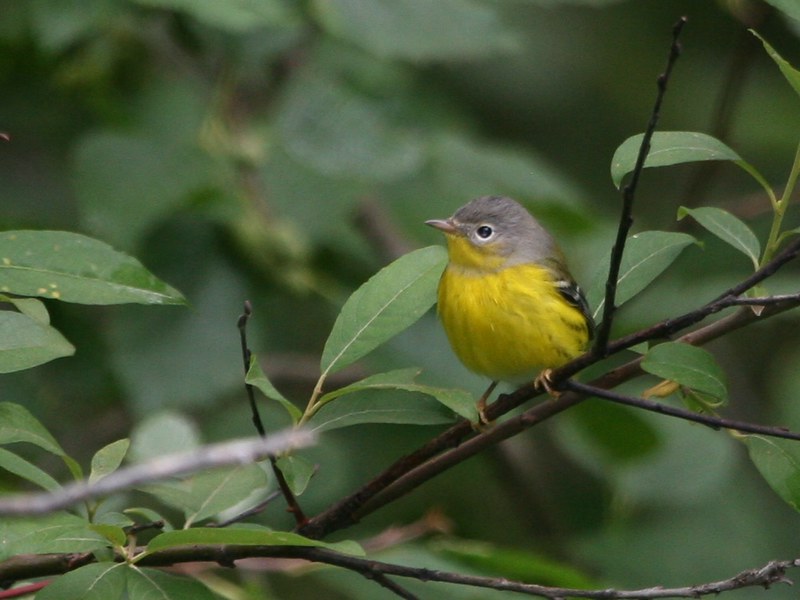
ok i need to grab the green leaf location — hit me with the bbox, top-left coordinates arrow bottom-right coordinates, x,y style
277,69 -> 425,182
318,368 -> 478,421
312,0 -> 517,61
183,464 -> 270,527
1,296 -> 50,324
147,526 -> 364,556
74,131 -> 218,250
129,411 -> 201,463
432,537 -> 597,589
276,455 -> 315,496
611,132 -> 742,189
753,30 -> 800,99
761,1 -> 800,23
320,246 -> 446,376
0,513 -> 108,561
36,563 -> 217,600
132,0 -> 299,31
432,132 -> 584,210
34,563 -> 128,600
587,231 -> 696,319
310,389 -> 456,433
89,524 -> 128,547
89,439 -> 130,484
0,402 -> 67,456
246,355 -> 302,423
678,206 -> 761,269
0,230 -> 185,305
641,342 -> 727,401
0,446 -> 62,491
0,310 -> 74,372
746,435 -> 800,512
127,566 -> 218,600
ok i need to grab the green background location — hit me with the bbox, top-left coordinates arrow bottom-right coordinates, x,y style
2,0 -> 800,597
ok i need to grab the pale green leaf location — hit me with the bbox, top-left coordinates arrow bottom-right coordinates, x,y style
132,0 -> 299,31
74,132 -> 216,250
746,435 -> 800,512
0,447 -> 62,492
1,296 -> 50,324
320,246 -> 446,376
147,526 -> 364,556
0,402 -> 67,456
126,566 -> 218,599
0,230 -> 185,305
0,310 -> 74,372
89,439 -> 130,484
761,1 -> 800,23
611,132 -> 741,189
587,231 -> 697,319
182,464 -> 270,527
641,342 -> 727,401
312,0 -> 517,61
0,513 -> 108,561
129,411 -> 200,464
89,524 -> 128,547
34,563 -> 128,600
318,368 -> 477,421
277,70 -> 425,181
678,206 -> 761,269
310,390 -> 455,433
246,355 -> 302,423
275,455 -> 315,496
753,30 -> 800,98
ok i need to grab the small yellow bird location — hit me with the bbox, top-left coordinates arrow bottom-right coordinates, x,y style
426,195 -> 594,419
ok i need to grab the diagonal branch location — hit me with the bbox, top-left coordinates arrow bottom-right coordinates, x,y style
594,16 -> 688,354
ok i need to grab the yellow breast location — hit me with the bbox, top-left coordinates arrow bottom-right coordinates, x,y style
437,263 -> 590,382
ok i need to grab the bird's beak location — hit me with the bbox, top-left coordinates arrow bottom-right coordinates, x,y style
425,218 -> 458,234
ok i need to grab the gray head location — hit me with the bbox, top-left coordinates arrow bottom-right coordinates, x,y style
427,195 -> 561,269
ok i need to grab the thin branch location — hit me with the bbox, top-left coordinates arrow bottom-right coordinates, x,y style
594,16 -> 687,354
238,301 -> 266,437
0,431 -> 314,516
7,543 -> 795,600
238,302 -> 308,526
564,380 -> 800,441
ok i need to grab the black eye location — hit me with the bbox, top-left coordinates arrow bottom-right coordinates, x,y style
476,225 -> 493,239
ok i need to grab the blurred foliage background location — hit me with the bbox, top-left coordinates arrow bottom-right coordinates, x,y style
2,0 -> 800,597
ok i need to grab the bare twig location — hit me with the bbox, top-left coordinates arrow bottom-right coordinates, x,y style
564,380 -> 800,441
238,302 -> 308,526
594,16 -> 687,354
0,431 -> 314,516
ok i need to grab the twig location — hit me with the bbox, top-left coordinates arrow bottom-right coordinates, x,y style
594,16 -> 687,354
2,540 -> 798,600
564,380 -> 800,441
238,302 -> 308,526
238,301 -> 266,437
0,431 -> 314,516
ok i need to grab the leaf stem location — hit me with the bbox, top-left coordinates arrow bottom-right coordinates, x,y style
763,140 -> 800,264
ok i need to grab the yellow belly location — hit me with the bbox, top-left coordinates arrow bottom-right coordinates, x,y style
437,263 -> 589,382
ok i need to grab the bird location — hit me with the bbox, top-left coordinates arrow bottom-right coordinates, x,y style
426,195 -> 594,421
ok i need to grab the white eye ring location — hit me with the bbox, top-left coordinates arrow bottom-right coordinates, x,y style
475,225 -> 494,240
